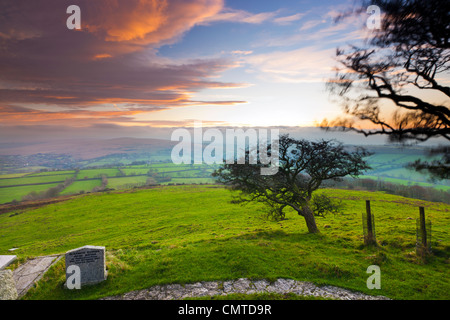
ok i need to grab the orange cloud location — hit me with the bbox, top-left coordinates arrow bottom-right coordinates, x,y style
93,54 -> 113,60
0,105 -> 149,123
81,0 -> 224,47
0,0 -> 249,128
85,0 -> 169,42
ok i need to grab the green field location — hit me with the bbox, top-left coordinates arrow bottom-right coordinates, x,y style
1,186 -> 448,300
0,174 -> 75,187
361,175 -> 450,191
0,173 -> 28,179
1,151 -> 448,206
121,168 -> 151,176
153,167 -> 196,173
0,163 -> 217,204
364,150 -> 449,188
0,183 -> 62,203
14,166 -> 48,173
27,171 -> 76,177
161,178 -> 216,185
81,155 -> 171,167
107,176 -> 149,189
0,171 -> 76,203
78,169 -> 120,179
60,180 -> 102,195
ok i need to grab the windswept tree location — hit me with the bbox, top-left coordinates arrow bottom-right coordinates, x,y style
324,0 -> 450,180
213,135 -> 371,234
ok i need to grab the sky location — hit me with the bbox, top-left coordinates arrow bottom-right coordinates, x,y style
0,0 -> 402,142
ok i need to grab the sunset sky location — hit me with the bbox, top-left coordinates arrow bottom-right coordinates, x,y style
0,0 -> 392,141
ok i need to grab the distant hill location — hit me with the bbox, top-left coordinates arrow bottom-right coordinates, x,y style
0,137 -> 176,159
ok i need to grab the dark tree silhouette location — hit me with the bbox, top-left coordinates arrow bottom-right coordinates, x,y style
323,0 -> 450,180
213,135 -> 371,233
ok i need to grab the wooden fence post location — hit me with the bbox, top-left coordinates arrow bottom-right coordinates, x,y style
419,207 -> 427,249
417,206 -> 431,258
363,200 -> 377,246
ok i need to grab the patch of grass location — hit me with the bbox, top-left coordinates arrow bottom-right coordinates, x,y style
0,174 -> 75,187
121,168 -> 150,176
0,183 -> 61,203
0,173 -> 28,179
60,180 -> 102,195
361,175 -> 450,191
27,171 -> 76,177
107,176 -> 149,189
161,178 -> 215,185
78,169 -> 120,179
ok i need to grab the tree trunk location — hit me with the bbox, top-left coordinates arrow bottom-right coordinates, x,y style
300,204 -> 320,234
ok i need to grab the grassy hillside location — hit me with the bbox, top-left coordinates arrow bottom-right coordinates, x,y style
0,186 -> 448,300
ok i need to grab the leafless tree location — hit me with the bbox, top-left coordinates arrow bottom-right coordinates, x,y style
324,0 -> 450,180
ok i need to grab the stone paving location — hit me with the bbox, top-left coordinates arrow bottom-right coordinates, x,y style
12,255 -> 62,298
0,270 -> 18,300
0,255 -> 17,270
101,278 -> 390,300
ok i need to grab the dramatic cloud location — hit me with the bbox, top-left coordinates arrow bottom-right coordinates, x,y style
0,0 -> 225,50
0,0 -> 249,126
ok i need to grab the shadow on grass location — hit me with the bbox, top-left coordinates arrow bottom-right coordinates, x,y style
229,229 -> 326,243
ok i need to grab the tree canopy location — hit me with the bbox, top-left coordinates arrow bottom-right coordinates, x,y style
213,135 -> 371,233
324,0 -> 450,180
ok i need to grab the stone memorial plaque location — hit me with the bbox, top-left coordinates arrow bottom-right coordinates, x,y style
65,246 -> 107,287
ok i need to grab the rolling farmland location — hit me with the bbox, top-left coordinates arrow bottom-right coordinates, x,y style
0,163 -> 217,204
0,146 -> 448,205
